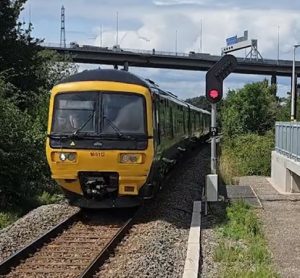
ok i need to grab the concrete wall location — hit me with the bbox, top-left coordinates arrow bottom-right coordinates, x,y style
271,151 -> 300,193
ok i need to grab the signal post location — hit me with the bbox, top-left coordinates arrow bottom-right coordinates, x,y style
204,55 -> 237,213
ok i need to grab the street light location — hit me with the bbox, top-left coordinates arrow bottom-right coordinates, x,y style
175,30 -> 178,55
291,44 -> 300,121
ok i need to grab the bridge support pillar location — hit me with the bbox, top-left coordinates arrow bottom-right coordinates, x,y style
271,74 -> 277,85
124,61 -> 129,71
271,74 -> 277,95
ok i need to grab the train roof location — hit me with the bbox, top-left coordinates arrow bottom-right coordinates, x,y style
143,78 -> 210,114
58,69 -> 149,88
58,69 -> 210,115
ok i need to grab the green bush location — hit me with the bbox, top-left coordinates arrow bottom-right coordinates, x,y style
0,79 -> 51,209
219,132 -> 274,183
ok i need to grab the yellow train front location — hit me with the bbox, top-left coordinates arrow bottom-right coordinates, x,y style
46,69 -> 210,208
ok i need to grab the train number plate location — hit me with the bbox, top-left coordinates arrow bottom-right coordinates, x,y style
90,152 -> 105,157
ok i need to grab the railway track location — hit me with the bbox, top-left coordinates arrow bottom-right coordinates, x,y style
0,209 -> 136,278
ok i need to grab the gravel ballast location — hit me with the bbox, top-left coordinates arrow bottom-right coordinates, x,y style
0,203 -> 79,262
96,144 -> 210,278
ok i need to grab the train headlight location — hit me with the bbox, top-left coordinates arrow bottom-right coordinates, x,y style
67,152 -> 76,161
59,153 -> 67,161
119,153 -> 143,164
53,152 -> 77,162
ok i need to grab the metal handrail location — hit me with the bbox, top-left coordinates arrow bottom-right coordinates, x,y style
275,122 -> 300,162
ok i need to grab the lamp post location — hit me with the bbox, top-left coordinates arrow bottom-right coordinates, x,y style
175,30 -> 178,55
291,44 -> 300,121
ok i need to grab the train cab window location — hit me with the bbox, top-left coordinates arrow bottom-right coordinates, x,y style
52,92 -> 97,134
52,92 -> 146,136
102,93 -> 146,135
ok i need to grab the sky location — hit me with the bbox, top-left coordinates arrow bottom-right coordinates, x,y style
20,0 -> 300,99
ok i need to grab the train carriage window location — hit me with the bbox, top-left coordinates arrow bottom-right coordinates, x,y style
153,98 -> 161,145
170,104 -> 174,136
179,107 -> 184,135
159,100 -> 166,136
169,106 -> 174,138
199,113 -> 203,132
173,104 -> 177,136
192,112 -> 196,131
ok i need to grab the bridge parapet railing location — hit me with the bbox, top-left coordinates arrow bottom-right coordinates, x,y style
275,121 -> 300,162
40,42 -> 190,57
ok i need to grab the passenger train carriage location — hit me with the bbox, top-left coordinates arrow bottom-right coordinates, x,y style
46,69 -> 210,208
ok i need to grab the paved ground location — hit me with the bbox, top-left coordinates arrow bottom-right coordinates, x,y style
238,176 -> 300,278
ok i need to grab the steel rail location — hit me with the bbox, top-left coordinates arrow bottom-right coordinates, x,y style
0,211 -> 81,275
79,215 -> 136,278
0,209 -> 137,277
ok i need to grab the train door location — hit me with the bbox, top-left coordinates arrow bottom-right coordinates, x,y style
152,91 -> 160,148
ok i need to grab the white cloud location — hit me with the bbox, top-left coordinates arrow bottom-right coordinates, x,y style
153,0 -> 206,6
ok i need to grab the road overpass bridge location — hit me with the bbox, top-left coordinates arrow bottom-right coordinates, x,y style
43,44 -> 300,81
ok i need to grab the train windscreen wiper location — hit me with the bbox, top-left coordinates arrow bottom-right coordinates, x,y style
73,112 -> 95,136
103,116 -> 136,140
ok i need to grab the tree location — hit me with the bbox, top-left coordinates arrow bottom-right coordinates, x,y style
185,96 -> 211,110
276,96 -> 300,122
0,1 -> 77,210
0,77 -> 49,208
221,80 -> 277,138
0,1 -> 77,110
0,1 -> 42,93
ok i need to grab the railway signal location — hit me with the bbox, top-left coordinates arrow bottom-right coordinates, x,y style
205,55 -> 237,213
206,54 -> 237,103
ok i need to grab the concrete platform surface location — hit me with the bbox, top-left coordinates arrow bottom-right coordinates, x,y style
238,176 -> 300,278
225,185 -> 262,208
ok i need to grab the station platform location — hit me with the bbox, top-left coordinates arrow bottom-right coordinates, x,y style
232,176 -> 300,278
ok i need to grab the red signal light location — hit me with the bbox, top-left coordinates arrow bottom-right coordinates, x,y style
209,89 -> 220,99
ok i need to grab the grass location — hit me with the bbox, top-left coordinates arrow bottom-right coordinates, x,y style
0,211 -> 19,229
36,191 -> 64,205
214,201 -> 279,278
